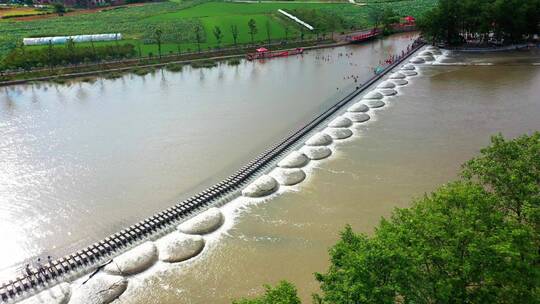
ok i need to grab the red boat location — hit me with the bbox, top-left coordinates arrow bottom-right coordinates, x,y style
246,47 -> 304,60
346,29 -> 382,44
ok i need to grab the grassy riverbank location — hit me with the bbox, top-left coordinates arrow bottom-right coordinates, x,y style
0,39 -> 337,85
0,0 -> 436,61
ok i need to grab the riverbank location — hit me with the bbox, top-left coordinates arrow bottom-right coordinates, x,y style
0,39 -> 339,87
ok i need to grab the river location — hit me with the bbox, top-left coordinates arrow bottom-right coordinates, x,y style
0,33 -> 416,280
2,33 -> 540,303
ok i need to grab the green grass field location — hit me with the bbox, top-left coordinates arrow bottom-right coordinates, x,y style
0,0 -> 436,62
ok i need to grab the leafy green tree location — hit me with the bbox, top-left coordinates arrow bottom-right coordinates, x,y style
53,2 -> 66,16
231,24 -> 240,46
248,18 -> 258,44
153,28 -> 163,59
462,132 -> 540,241
265,20 -> 271,45
195,25 -> 203,53
213,26 -> 224,48
233,281 -> 300,304
381,8 -> 399,35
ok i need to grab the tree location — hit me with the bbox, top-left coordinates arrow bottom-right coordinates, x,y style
47,40 -> 54,70
195,25 -> 203,53
213,26 -> 224,48
233,281 -> 300,304
462,132 -> 540,240
66,38 -> 75,62
53,2 -> 66,16
248,18 -> 258,44
231,24 -> 239,46
153,27 -> 163,59
381,7 -> 399,35
265,20 -> 271,45
235,133 -> 540,304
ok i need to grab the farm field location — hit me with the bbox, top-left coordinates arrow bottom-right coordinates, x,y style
0,0 -> 436,64
0,6 -> 49,18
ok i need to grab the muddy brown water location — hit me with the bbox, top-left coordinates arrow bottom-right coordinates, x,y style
1,33 -> 540,303
0,33 -> 417,280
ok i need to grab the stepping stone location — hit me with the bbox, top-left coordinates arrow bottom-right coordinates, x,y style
378,88 -> 397,96
324,127 -> 353,140
305,132 -> 333,146
409,57 -> 425,64
70,273 -> 127,304
156,232 -> 205,263
377,81 -> 396,89
363,91 -> 384,99
391,79 -> 408,86
401,64 -> 415,70
301,146 -> 332,160
278,151 -> 309,168
419,50 -> 433,56
421,55 -> 435,62
178,208 -> 224,235
328,116 -> 353,128
363,99 -> 385,108
389,72 -> 407,79
104,242 -> 158,275
242,175 -> 279,197
402,70 -> 418,77
270,168 -> 306,186
347,102 -> 369,113
345,112 -> 371,123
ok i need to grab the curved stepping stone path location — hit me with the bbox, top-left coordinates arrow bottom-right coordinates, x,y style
328,116 -> 353,128
178,207 -> 224,235
270,168 -> 306,186
325,128 -> 353,140
347,102 -> 369,113
301,146 -> 332,160
402,70 -> 418,77
278,151 -> 309,168
391,79 -> 408,86
345,112 -> 370,123
363,99 -> 385,109
377,81 -> 396,89
363,91 -> 384,99
410,57 -> 425,64
305,132 -> 332,146
378,88 -> 397,96
156,232 -> 204,263
242,175 -> 279,197
70,273 -> 127,304
104,242 -> 158,276
20,283 -> 71,304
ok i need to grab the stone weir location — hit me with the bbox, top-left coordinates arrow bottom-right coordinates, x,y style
0,40 -> 426,303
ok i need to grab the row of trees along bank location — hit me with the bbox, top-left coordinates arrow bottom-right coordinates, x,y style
234,132 -> 540,304
418,0 -> 540,45
0,40 -> 136,71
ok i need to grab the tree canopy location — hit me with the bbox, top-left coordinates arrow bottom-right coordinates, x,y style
418,0 -> 540,45
235,132 -> 540,304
